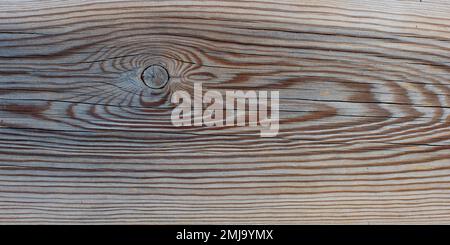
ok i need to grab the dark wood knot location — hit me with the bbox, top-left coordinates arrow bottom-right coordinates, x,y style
141,65 -> 170,89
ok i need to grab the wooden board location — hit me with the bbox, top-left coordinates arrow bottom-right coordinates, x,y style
1,0 -> 450,224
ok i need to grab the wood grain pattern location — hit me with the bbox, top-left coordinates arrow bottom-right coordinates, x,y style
2,0 -> 450,224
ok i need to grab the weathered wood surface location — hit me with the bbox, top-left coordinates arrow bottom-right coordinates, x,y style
2,0 -> 450,224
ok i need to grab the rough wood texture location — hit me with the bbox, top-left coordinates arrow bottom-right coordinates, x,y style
2,0 -> 450,224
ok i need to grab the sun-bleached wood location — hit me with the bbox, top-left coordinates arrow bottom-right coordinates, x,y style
1,0 -> 450,224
